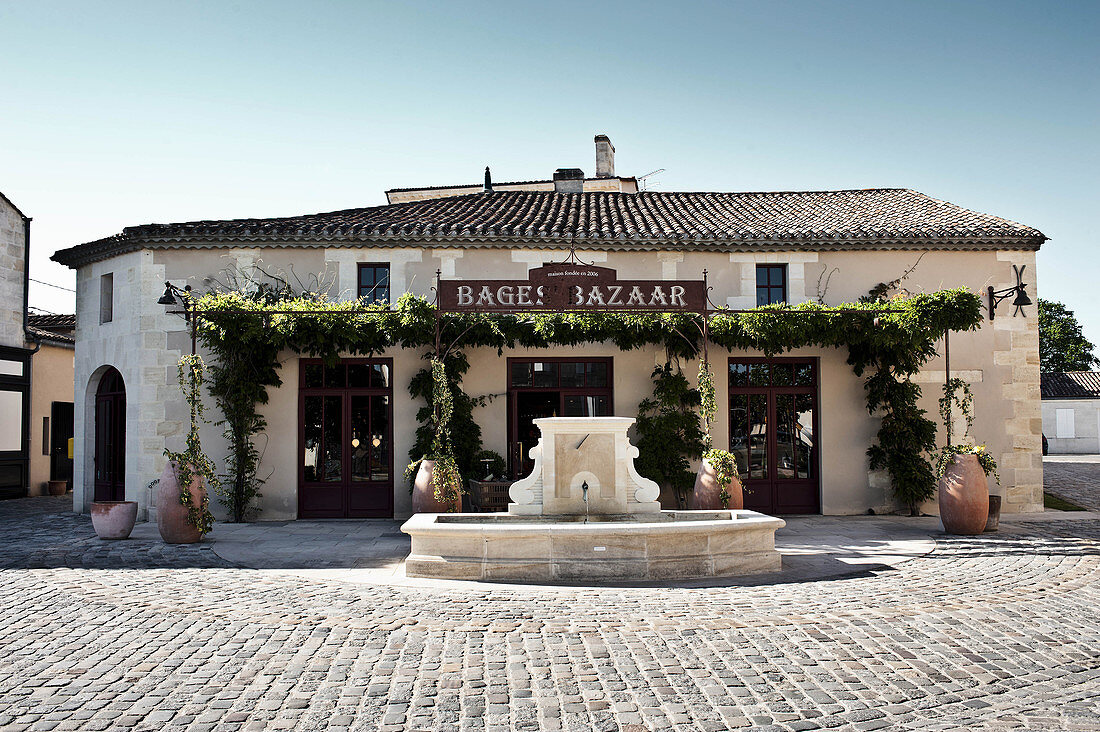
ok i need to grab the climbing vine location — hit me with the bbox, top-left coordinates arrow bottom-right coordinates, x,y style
701,448 -> 739,507
163,353 -> 217,534
634,364 -> 706,508
191,285 -> 983,519
935,376 -> 1000,484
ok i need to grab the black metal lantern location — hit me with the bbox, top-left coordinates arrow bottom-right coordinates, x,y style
987,264 -> 1032,320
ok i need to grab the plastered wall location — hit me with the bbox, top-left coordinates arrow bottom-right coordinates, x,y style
70,243 -> 1043,519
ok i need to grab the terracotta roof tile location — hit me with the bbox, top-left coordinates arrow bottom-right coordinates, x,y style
52,189 -> 1046,267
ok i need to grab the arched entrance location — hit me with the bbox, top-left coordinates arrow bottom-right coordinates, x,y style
93,367 -> 126,502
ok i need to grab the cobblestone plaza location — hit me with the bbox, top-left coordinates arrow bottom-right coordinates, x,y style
1,496 -> 1098,731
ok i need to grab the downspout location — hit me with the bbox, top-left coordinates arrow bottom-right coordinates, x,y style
22,214 -> 41,355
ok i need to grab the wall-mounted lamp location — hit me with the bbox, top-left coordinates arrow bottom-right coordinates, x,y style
157,281 -> 193,323
987,264 -> 1032,320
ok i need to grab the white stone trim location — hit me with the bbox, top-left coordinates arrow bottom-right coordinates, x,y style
656,252 -> 683,280
726,252 -> 819,308
324,248 -> 422,302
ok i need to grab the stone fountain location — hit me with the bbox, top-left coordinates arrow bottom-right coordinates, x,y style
401,417 -> 784,582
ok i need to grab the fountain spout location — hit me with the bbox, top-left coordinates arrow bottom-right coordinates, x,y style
581,481 -> 589,524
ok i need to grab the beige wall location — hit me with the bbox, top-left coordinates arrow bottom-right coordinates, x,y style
0,196 -> 26,350
28,343 -> 75,494
70,242 -> 1042,520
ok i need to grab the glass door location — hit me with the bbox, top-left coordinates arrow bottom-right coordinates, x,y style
508,358 -> 613,478
728,358 -> 819,514
299,360 -> 393,518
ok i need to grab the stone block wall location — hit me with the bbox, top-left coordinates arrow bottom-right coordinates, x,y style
0,198 -> 26,350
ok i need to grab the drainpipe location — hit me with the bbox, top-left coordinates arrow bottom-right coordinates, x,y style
22,214 -> 41,355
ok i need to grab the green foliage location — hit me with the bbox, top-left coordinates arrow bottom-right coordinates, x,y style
404,353 -> 490,506
192,283 -> 984,519
1038,298 -> 1099,373
163,354 -> 217,534
635,364 -> 706,508
935,444 -> 1000,484
473,449 -> 507,480
702,448 -> 739,507
939,377 -> 974,442
697,361 -> 716,450
934,374 -> 999,487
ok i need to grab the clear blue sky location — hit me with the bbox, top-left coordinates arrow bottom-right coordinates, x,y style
3,1 -> 1097,340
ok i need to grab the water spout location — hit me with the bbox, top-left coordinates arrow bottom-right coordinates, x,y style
582,481 -> 589,524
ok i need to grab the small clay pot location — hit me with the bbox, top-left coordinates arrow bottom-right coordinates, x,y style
692,457 -> 744,511
156,462 -> 207,544
937,454 -> 989,535
985,494 -> 1002,532
47,480 -> 68,496
411,460 -> 461,513
91,501 -> 138,540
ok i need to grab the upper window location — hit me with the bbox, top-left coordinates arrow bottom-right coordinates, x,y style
357,264 -> 390,304
756,264 -> 787,306
99,273 -> 114,323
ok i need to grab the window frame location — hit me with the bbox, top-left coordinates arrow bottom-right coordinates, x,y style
755,264 -> 788,306
99,273 -> 114,324
356,263 -> 391,305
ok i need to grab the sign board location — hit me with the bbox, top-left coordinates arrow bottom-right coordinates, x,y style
438,263 -> 706,313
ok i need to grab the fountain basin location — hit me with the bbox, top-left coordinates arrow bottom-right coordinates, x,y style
401,510 -> 785,582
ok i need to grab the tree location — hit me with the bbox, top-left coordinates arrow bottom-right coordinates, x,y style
1038,299 -> 1099,373
634,364 -> 706,508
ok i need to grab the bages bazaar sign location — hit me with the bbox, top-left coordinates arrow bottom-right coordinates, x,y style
438,263 -> 707,313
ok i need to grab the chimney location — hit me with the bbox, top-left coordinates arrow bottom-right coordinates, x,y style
553,168 -> 585,193
483,166 -> 493,193
594,134 -> 615,178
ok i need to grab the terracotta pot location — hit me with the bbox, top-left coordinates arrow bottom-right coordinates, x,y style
156,462 -> 207,544
692,457 -> 744,510
937,454 -> 989,535
985,494 -> 1002,533
91,501 -> 138,540
412,460 -> 461,513
47,480 -> 68,496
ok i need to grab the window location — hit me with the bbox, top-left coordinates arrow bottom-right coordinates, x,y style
357,264 -> 390,304
755,264 -> 787,306
99,273 -> 113,323
1056,408 -> 1075,439
42,417 -> 50,456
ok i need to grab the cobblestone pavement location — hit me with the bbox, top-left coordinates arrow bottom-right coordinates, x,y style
1,497 -> 1098,731
1044,456 -> 1100,511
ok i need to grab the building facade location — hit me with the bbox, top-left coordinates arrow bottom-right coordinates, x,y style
0,191 -> 32,499
52,142 -> 1048,521
1041,371 -> 1100,454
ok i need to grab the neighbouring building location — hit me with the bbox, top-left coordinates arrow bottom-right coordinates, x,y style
1041,371 -> 1100,454
51,136 -> 1047,521
0,191 -> 77,499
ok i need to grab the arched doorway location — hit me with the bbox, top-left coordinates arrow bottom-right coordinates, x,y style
94,367 -> 126,502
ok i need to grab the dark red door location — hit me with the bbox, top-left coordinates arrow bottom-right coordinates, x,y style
728,358 -> 820,514
299,360 -> 394,518
94,368 -> 126,502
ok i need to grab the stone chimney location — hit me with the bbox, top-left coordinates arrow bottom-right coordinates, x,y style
553,168 -> 585,193
594,135 -> 615,178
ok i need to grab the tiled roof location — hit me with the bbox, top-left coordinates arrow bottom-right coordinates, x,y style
28,314 -> 76,330
27,326 -> 75,346
1041,372 -> 1100,399
52,188 -> 1046,267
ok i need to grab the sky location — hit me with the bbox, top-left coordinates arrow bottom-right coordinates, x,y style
2,1 -> 1097,339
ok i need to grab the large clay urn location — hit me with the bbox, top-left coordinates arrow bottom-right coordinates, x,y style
937,454 -> 989,535
692,458 -> 744,510
91,501 -> 138,540
412,459 -> 461,513
156,462 -> 207,544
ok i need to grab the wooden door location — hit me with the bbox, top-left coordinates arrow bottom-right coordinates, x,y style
728,358 -> 820,514
93,368 -> 125,502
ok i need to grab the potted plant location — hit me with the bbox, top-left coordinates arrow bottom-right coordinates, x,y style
935,378 -> 999,535
407,358 -> 463,513
158,354 -> 217,543
91,500 -> 139,540
692,361 -> 744,510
